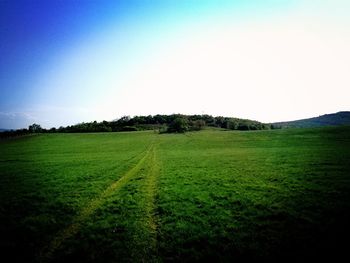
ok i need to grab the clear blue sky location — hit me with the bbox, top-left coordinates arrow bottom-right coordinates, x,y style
1,0 -> 349,129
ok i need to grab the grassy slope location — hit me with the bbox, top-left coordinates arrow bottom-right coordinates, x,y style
157,127 -> 350,261
0,127 -> 350,262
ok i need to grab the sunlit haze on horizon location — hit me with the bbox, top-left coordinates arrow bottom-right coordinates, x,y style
1,0 -> 349,129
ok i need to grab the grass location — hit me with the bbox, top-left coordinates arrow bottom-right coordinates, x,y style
0,127 -> 350,262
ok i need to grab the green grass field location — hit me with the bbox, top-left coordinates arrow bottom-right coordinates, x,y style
1,127 -> 350,262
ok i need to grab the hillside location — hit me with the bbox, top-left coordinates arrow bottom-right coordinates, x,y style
1,114 -> 270,137
272,111 -> 350,128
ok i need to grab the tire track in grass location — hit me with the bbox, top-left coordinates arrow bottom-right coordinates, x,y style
146,146 -> 160,255
133,144 -> 161,261
39,142 -> 155,262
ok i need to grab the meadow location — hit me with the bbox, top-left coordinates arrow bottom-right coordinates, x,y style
1,127 -> 350,262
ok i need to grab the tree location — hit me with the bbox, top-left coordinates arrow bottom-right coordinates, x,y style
28,123 -> 42,133
227,119 -> 238,130
191,120 -> 206,131
167,117 -> 189,133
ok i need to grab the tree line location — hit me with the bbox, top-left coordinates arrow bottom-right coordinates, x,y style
1,114 -> 280,138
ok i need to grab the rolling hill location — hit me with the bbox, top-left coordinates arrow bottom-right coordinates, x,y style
272,111 -> 350,128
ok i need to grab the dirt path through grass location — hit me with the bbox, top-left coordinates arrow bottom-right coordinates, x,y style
39,139 -> 160,262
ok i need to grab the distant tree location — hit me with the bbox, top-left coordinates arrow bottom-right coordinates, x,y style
191,120 -> 206,131
228,119 -> 238,130
167,117 -> 189,133
119,116 -> 130,122
154,114 -> 167,124
237,122 -> 249,130
58,126 -> 65,132
28,123 -> 42,133
214,116 -> 225,128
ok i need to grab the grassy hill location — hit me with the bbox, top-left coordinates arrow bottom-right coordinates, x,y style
1,127 -> 350,262
272,111 -> 350,128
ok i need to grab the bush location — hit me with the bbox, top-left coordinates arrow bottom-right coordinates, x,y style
167,117 -> 189,133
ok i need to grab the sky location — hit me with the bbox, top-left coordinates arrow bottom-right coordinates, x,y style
1,0 -> 349,129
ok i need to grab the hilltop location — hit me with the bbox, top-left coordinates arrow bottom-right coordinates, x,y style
51,114 -> 271,133
2,111 -> 350,138
0,114 -> 272,138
